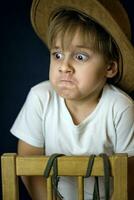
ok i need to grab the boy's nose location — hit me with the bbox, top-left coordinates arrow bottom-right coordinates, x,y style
59,65 -> 72,73
58,59 -> 74,73
59,63 -> 74,73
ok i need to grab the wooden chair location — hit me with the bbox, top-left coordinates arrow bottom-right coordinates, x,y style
1,153 -> 128,200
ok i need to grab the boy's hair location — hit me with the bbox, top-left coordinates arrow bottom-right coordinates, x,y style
48,9 -> 121,84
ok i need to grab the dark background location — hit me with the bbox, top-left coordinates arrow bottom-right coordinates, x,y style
1,0 -> 134,199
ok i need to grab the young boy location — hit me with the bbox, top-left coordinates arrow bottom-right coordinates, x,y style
10,0 -> 134,199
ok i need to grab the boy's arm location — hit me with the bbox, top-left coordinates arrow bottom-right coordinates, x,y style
18,139 -> 47,200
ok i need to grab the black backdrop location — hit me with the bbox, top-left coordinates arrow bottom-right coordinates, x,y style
1,0 -> 134,199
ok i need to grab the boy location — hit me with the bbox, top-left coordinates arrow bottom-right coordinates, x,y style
11,0 -> 134,199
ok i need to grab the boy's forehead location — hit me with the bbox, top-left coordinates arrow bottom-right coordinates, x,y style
52,30 -> 91,50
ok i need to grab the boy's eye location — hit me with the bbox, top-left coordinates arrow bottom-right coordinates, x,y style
52,52 -> 64,60
74,53 -> 89,62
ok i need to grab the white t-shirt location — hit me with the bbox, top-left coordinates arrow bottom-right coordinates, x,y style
11,81 -> 134,199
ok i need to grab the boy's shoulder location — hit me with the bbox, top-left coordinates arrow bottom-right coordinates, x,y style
30,80 -> 54,97
25,81 -> 56,105
31,80 -> 53,92
103,84 -> 134,109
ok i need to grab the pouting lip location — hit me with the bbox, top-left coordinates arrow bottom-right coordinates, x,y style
60,79 -> 74,82
58,79 -> 77,86
59,77 -> 77,83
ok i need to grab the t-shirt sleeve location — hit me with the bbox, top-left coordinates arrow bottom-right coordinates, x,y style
10,89 -> 46,147
115,104 -> 134,156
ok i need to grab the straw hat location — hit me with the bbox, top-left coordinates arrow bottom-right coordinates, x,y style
31,0 -> 134,93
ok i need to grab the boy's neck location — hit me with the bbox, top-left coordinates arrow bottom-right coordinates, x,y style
65,90 -> 102,125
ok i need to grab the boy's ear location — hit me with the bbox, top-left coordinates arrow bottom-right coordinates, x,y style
106,61 -> 118,78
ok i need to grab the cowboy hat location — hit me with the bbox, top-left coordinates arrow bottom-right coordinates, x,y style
31,0 -> 134,93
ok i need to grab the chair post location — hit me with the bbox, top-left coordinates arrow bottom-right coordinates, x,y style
112,154 -> 128,200
1,153 -> 19,200
77,176 -> 84,200
47,176 -> 53,200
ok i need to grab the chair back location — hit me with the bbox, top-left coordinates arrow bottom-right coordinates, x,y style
1,153 -> 128,200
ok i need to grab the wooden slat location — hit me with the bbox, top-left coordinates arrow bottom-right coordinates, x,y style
112,155 -> 127,200
16,155 -> 121,176
16,156 -> 49,175
77,176 -> 84,200
128,156 -> 134,199
1,153 -> 19,200
47,176 -> 53,200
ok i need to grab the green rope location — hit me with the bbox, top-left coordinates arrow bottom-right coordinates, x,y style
44,153 -> 111,200
93,176 -> 100,200
44,153 -> 64,199
84,155 -> 100,200
85,154 -> 111,200
99,153 -> 110,200
85,155 -> 96,178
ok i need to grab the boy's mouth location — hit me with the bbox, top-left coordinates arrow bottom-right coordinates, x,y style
60,79 -> 73,82
59,75 -> 77,83
58,78 -> 77,88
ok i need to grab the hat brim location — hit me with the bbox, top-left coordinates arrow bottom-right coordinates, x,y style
31,0 -> 134,93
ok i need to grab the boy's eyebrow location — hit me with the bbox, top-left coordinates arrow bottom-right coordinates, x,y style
51,45 -> 92,50
51,46 -> 61,50
75,45 -> 92,50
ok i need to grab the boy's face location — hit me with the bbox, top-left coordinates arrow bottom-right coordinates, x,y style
49,30 -> 111,102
